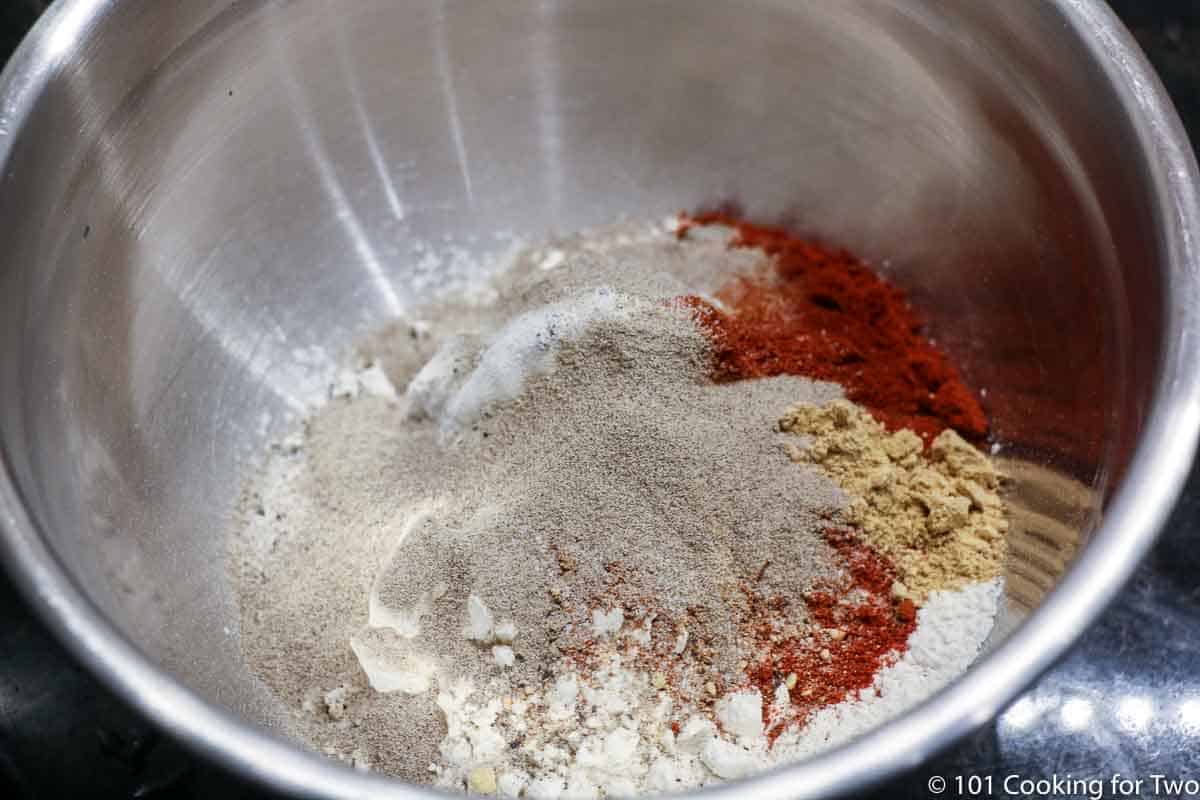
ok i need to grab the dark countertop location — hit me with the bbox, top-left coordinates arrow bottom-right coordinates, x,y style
2,3 -> 1199,799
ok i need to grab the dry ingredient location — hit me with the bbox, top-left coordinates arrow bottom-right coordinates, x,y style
424,577 -> 1000,795
741,527 -> 918,740
779,400 -> 1007,604
233,220 -> 845,783
230,215 -> 1007,796
678,212 -> 988,445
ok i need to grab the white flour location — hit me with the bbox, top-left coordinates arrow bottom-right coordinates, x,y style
429,580 -> 1001,797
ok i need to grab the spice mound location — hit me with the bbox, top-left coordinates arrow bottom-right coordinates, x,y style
230,216 -> 1007,796
780,399 -> 1007,604
678,213 -> 988,445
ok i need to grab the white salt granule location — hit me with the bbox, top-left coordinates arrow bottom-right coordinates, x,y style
715,690 -> 764,743
465,594 -> 495,642
493,645 -> 515,668
548,675 -> 580,720
591,607 -> 624,637
495,621 -> 518,644
323,686 -> 351,720
497,771 -> 529,797
528,776 -> 566,799
331,360 -> 398,401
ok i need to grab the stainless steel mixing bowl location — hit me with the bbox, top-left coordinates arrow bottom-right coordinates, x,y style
1,1 -> 1198,797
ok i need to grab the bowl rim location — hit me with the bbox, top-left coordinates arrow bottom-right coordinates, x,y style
2,1 -> 1199,798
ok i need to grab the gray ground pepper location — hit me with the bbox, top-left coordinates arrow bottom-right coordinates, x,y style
229,222 -> 846,781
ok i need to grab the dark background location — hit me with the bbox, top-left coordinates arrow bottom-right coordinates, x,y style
2,2 -> 1199,799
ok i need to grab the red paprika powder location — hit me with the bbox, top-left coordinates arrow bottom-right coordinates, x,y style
743,528 -> 916,739
677,213 -> 988,445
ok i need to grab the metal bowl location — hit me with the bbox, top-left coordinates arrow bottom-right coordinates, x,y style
1,1 -> 1198,797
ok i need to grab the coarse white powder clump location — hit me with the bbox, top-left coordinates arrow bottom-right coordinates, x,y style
349,629 -> 439,695
591,607 -> 625,637
429,579 -> 1000,795
330,358 -> 400,402
715,690 -> 764,744
466,594 -> 495,642
322,686 -> 351,720
492,646 -> 515,668
494,621 -> 518,644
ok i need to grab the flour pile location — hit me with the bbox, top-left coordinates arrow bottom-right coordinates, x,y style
230,219 -> 1003,796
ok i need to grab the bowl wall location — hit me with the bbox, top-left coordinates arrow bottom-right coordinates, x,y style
0,1 -> 1195,797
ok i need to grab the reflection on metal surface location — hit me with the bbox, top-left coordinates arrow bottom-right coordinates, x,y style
999,695 -> 1043,730
264,4 -> 405,318
1179,699 -> 1200,736
992,459 -> 1097,640
0,1 -> 1197,799
328,7 -> 408,224
40,0 -> 93,61
432,3 -> 476,207
1116,696 -> 1154,733
926,455 -> 1200,795
1000,692 -> 1200,740
1060,698 -> 1094,731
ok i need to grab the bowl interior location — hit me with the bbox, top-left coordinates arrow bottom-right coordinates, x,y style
0,0 -> 1165,786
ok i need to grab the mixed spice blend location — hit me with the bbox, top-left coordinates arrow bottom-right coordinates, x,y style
230,215 -> 1008,797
